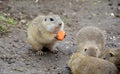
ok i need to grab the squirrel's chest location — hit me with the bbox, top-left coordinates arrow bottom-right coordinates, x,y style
38,33 -> 56,44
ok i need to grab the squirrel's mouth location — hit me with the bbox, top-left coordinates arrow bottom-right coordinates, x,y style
52,26 -> 61,34
49,23 -> 62,34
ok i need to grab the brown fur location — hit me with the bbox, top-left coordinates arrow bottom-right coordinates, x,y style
100,48 -> 120,66
76,26 -> 106,57
68,52 -> 119,74
27,14 -> 64,55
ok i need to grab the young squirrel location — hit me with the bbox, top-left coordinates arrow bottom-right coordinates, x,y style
76,26 -> 106,57
100,48 -> 120,67
68,52 -> 119,74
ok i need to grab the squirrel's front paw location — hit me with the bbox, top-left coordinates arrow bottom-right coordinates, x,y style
36,50 -> 46,55
50,48 -> 58,54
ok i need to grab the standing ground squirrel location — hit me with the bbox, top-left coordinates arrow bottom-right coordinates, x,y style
76,26 -> 106,57
27,14 -> 65,55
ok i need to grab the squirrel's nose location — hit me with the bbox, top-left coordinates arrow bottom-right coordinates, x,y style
59,23 -> 62,26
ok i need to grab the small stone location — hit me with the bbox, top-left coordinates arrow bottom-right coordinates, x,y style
53,66 -> 57,69
20,20 -> 27,24
35,0 -> 39,3
113,36 -> 116,40
110,13 -> 115,17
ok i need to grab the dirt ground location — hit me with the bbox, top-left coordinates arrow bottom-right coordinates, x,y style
0,0 -> 120,74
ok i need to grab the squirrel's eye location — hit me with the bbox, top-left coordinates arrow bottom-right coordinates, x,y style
49,18 -> 54,21
84,49 -> 87,52
109,53 -> 114,57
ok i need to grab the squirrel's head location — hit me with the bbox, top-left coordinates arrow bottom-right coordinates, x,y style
100,48 -> 120,66
78,42 -> 101,58
42,15 -> 64,34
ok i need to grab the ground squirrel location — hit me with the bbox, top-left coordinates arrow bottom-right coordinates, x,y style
100,48 -> 120,67
76,26 -> 106,57
27,14 -> 64,55
68,52 -> 119,74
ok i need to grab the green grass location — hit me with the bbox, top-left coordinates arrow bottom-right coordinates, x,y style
0,25 -> 9,32
0,14 -> 17,33
5,18 -> 17,25
0,15 -> 6,21
0,14 -> 17,25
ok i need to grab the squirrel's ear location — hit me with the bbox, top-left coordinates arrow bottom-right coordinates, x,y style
44,18 -> 47,21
